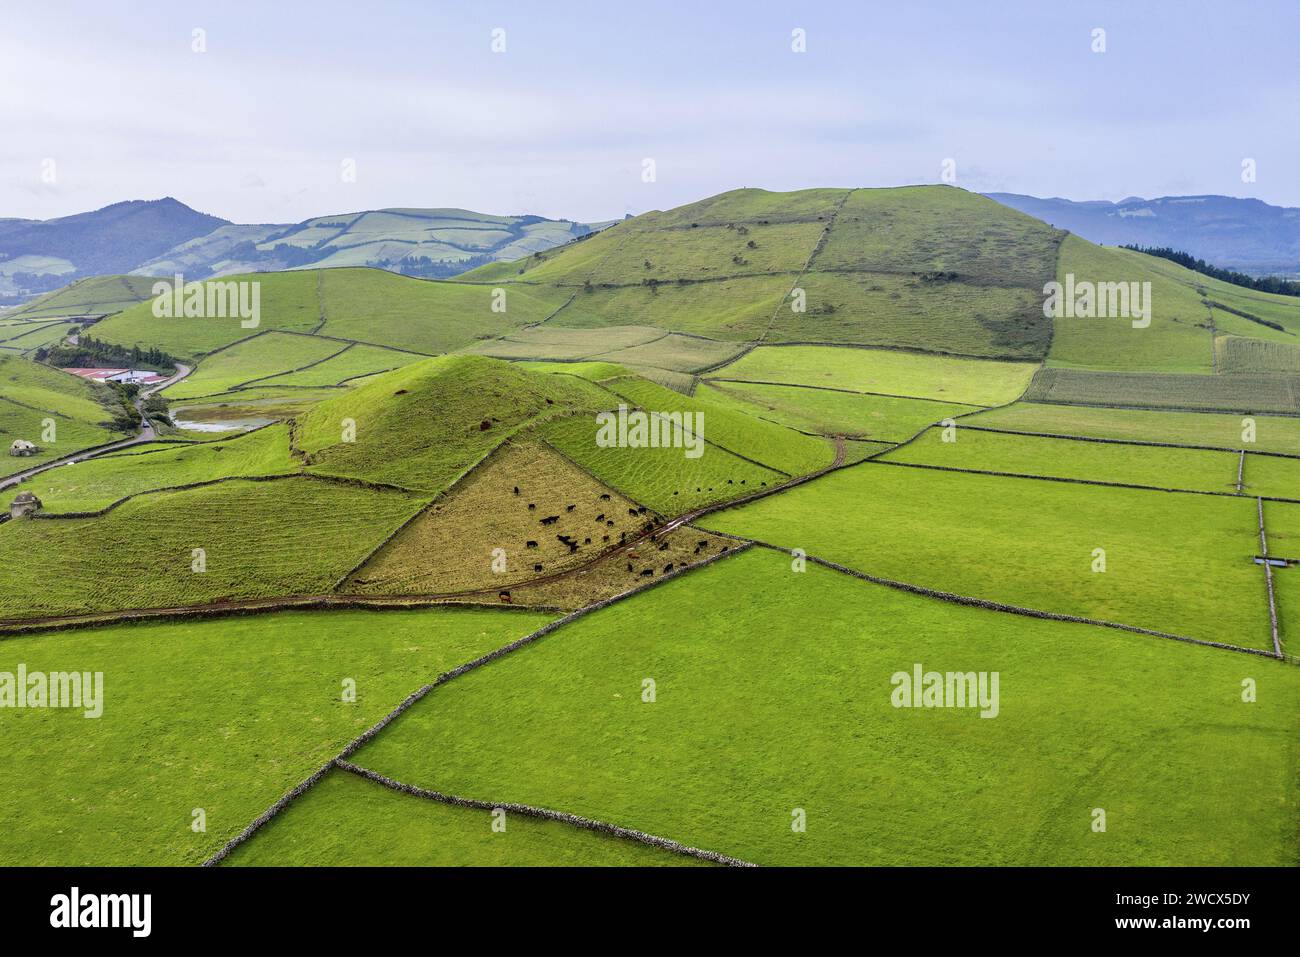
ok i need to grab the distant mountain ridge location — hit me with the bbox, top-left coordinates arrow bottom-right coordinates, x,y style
0,199 -> 228,302
0,199 -> 608,306
987,192 -> 1300,277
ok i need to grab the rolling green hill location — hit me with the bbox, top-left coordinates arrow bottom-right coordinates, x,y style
6,185 -> 1300,870
0,354 -> 127,476
133,208 -> 608,280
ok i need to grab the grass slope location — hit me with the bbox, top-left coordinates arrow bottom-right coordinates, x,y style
0,607 -> 551,865
702,463 -> 1270,650
297,355 -> 614,493
222,768 -> 707,866
17,424 -> 298,512
715,345 -> 1038,406
0,355 -> 124,476
604,376 -> 834,475
165,332 -> 343,399
0,476 -> 425,620
965,402 -> 1300,455
350,550 -> 1300,866
700,380 -> 977,442
537,413 -> 786,516
883,426 -> 1240,494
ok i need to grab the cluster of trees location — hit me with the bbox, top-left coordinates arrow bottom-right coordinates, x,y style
1124,246 -> 1300,297
7,271 -> 70,295
39,334 -> 176,373
389,253 -> 494,279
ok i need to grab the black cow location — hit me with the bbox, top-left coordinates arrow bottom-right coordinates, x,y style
663,563 -> 674,573
540,515 -> 559,526
534,563 -> 543,572
526,540 -> 538,549
566,504 -> 576,512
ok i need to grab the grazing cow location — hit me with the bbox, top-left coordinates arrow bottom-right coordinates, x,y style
727,479 -> 733,484
566,504 -> 576,512
528,503 -> 536,511
658,542 -> 669,551
599,493 -> 611,501
534,563 -> 543,572
640,569 -> 653,577
664,563 -> 674,573
568,543 -> 578,553
498,591 -> 511,603
628,508 -> 639,517
540,515 -> 559,526
595,513 -> 604,522
513,486 -> 520,495
626,563 -> 634,572
526,540 -> 538,549
606,520 -> 615,528
619,532 -> 627,543
721,544 -> 729,551
583,537 -> 591,544
602,535 -> 610,542
697,540 -> 709,549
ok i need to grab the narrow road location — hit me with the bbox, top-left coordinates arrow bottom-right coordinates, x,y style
0,363 -> 192,494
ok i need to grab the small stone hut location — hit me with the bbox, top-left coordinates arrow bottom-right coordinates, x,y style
9,491 -> 42,519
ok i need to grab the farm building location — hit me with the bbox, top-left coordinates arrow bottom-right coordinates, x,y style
64,368 -> 168,385
8,439 -> 39,457
9,491 -> 42,519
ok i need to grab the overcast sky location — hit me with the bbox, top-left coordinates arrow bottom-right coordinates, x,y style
3,0 -> 1297,224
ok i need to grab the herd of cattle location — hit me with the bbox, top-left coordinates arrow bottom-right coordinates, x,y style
495,484 -> 730,602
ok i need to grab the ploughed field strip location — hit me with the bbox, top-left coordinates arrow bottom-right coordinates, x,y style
601,376 -> 837,476
334,550 -> 1300,866
877,425 -> 1300,499
965,401 -> 1300,455
0,607 -> 553,865
1025,366 -> 1300,416
536,413 -> 787,515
